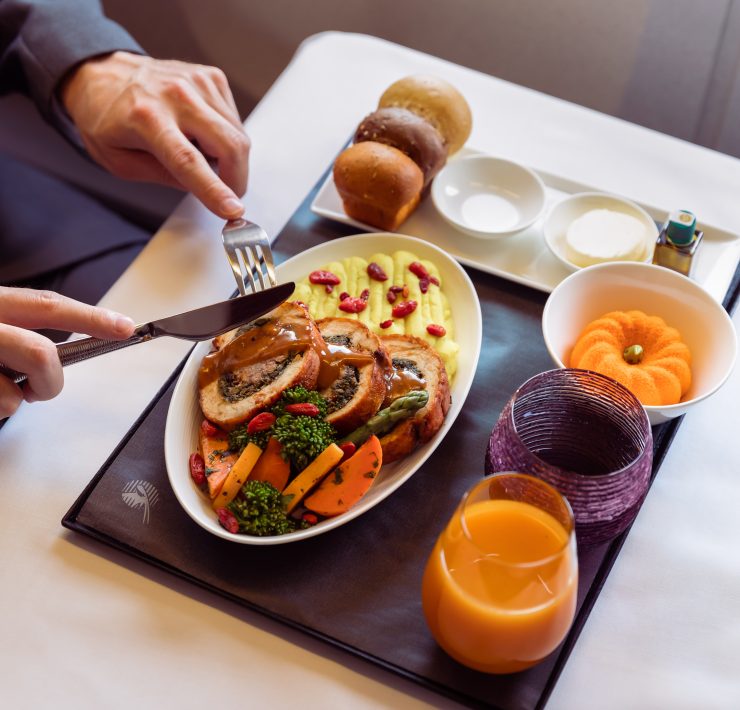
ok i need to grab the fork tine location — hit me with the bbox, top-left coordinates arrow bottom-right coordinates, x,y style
223,243 -> 247,296
260,240 -> 277,287
235,247 -> 256,293
249,244 -> 266,289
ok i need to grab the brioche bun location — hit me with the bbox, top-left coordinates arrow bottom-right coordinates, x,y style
378,75 -> 472,155
353,107 -> 447,188
333,141 -> 423,231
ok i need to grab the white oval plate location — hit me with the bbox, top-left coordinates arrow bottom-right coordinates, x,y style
164,233 -> 482,544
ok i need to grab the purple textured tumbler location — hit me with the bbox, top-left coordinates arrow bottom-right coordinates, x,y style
485,369 -> 653,547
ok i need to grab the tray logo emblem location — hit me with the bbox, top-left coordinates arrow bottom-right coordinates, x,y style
122,480 -> 160,524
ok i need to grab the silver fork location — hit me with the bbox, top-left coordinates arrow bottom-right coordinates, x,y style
221,218 -> 277,295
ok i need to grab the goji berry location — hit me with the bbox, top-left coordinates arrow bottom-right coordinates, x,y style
386,289 -> 397,304
367,262 -> 388,281
380,319 -> 393,329
189,452 -> 206,486
285,403 -> 320,417
409,261 -> 430,280
338,297 -> 367,313
302,512 -> 319,525
325,284 -> 334,294
339,291 -> 350,301
402,284 -> 410,298
247,411 -> 276,433
389,285 -> 405,293
429,275 -> 440,287
217,507 -> 240,534
360,288 -> 370,302
392,300 -> 417,318
419,278 -> 430,294
339,441 -> 357,462
309,270 -> 341,285
426,323 -> 446,337
200,419 -> 219,437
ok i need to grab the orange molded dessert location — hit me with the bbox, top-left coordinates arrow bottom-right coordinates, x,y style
569,310 -> 691,406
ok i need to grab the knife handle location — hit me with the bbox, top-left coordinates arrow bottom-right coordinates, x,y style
0,330 -> 152,386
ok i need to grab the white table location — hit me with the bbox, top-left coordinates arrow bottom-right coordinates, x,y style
1,33 -> 738,710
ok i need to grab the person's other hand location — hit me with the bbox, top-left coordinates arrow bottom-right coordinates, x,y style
0,287 -> 135,419
61,51 -> 250,220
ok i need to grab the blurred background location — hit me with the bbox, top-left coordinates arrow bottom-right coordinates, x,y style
2,0 -> 739,229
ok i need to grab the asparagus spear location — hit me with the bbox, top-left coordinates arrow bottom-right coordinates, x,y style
339,390 -> 429,448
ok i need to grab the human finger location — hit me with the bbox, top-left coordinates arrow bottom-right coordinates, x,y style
0,323 -> 63,401
147,122 -> 245,219
0,374 -> 23,419
189,66 -> 242,129
0,287 -> 135,339
180,96 -> 250,197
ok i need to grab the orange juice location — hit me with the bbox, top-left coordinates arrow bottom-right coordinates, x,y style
422,497 -> 577,674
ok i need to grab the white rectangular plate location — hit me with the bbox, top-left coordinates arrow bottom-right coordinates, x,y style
311,148 -> 740,303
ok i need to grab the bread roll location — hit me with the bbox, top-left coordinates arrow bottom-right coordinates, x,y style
333,141 -> 423,231
379,75 -> 472,155
353,107 -> 446,188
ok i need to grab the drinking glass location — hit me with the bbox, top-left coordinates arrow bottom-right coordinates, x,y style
422,473 -> 577,674
486,369 -> 653,547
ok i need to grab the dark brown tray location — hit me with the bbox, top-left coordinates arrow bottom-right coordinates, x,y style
62,168 -> 740,710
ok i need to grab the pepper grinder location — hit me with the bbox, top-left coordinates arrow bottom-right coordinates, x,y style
652,209 -> 703,278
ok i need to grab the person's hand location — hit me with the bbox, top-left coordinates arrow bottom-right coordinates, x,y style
61,51 -> 250,220
0,287 -> 135,419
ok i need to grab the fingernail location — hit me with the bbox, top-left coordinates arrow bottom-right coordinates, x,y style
221,197 -> 244,217
111,312 -> 135,333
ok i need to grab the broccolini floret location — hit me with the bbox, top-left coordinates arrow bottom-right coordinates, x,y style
271,413 -> 336,472
228,426 -> 270,453
227,480 -> 302,536
228,387 -> 336,470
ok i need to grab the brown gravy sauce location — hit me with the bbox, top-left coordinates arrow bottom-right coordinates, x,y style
384,366 -> 426,403
198,315 -> 374,391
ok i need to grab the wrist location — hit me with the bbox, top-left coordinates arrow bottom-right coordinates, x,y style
60,51 -> 144,120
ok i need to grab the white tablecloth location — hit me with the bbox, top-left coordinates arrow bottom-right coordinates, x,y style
1,33 -> 738,709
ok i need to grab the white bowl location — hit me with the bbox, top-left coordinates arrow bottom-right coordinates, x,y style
431,155 -> 546,238
542,262 -> 737,425
543,192 -> 659,271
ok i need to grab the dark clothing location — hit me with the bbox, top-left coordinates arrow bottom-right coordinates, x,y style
0,1 -> 151,309
0,0 -> 142,126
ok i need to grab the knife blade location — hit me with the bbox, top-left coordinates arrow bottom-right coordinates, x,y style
1,282 -> 295,386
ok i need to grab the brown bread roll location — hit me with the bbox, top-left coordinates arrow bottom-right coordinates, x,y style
333,141 -> 423,231
353,107 -> 447,188
378,75 -> 472,156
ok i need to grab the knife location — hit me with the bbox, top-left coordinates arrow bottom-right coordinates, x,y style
1,282 -> 295,386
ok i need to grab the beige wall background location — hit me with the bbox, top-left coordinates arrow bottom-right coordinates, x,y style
2,0 -> 739,224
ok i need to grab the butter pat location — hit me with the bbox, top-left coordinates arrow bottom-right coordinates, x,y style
565,209 -> 647,267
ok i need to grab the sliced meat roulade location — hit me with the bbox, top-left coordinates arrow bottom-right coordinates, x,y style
316,317 -> 391,434
378,334 -> 451,463
198,302 -> 323,430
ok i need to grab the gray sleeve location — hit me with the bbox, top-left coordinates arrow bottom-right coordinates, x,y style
0,0 -> 144,124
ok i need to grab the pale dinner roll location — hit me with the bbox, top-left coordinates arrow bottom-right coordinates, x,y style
378,75 -> 472,155
333,141 -> 423,231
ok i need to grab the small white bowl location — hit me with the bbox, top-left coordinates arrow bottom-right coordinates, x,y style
432,155 -> 546,238
542,262 -> 737,425
543,192 -> 659,271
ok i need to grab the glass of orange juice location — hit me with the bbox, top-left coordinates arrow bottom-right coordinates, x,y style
422,473 -> 578,674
